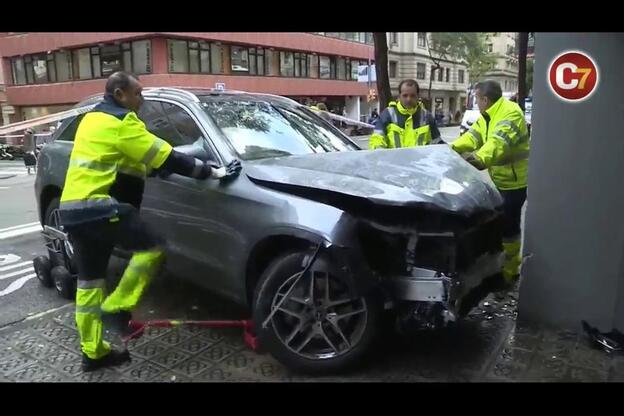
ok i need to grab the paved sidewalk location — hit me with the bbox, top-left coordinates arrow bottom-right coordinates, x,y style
1,279 -> 623,382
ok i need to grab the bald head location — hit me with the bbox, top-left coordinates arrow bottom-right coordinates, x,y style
105,71 -> 144,113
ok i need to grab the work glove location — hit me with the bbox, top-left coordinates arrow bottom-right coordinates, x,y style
209,159 -> 242,180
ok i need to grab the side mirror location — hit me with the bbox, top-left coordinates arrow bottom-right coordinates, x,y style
174,141 -> 211,162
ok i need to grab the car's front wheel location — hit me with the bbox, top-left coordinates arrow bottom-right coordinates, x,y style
253,251 -> 380,375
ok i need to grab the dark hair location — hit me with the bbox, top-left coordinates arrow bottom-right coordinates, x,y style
105,71 -> 139,95
398,79 -> 420,94
474,79 -> 503,102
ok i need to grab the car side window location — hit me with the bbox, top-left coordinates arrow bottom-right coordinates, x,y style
138,100 -> 204,149
55,115 -> 84,142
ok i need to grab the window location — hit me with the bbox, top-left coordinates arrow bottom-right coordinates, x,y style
139,101 -> 204,149
231,46 -> 249,73
122,42 -> 132,73
73,48 -> 92,80
351,60 -> 362,80
211,43 -> 223,74
430,67 -> 436,80
280,51 -> 294,77
168,39 -> 189,73
12,58 -> 26,85
390,32 -> 398,45
56,115 -> 84,142
319,56 -> 331,79
366,33 -> 374,44
308,54 -> 319,78
46,54 -> 56,83
417,32 -> 426,48
416,63 -> 426,80
458,69 -> 465,84
249,47 -> 265,76
505,80 -> 508,89
91,47 -> 101,78
294,53 -> 307,78
199,42 -> 210,74
330,57 -> 337,79
265,49 -> 280,76
55,51 -> 72,81
100,45 -> 123,77
200,98 -> 358,161
336,57 -> 346,80
446,68 -> 450,83
24,56 -> 34,84
389,61 -> 398,78
487,44 -> 493,53
438,66 -> 444,82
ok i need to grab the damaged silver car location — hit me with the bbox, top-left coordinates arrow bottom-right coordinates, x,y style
35,88 -> 505,374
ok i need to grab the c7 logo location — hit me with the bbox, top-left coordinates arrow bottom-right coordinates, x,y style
549,51 -> 599,102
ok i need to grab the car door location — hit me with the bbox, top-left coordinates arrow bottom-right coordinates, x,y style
138,99 -> 250,302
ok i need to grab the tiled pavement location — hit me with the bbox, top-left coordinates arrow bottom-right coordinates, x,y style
1,278 -> 623,382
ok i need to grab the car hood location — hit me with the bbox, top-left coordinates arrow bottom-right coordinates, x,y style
244,146 -> 503,216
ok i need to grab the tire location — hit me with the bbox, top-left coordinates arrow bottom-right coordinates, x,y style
253,251 -> 381,375
33,255 -> 53,288
51,266 -> 76,300
43,197 -> 75,270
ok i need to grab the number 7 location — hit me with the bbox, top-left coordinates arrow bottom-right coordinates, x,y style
575,68 -> 592,89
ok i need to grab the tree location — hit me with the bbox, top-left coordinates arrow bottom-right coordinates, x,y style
517,32 -> 529,111
373,32 -> 392,111
428,32 -> 496,90
526,58 -> 534,94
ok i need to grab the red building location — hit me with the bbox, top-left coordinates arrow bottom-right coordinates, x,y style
0,32 -> 377,124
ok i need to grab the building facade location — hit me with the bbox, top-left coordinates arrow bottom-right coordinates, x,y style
386,32 -> 469,122
483,32 -> 519,92
0,32 -> 375,123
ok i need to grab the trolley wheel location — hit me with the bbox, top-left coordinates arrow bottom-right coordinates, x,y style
51,266 -> 76,300
33,255 -> 53,288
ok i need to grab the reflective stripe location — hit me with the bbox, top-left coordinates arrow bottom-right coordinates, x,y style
191,158 -> 204,178
118,165 -> 146,178
388,107 -> 399,124
69,159 -> 115,172
418,133 -> 426,146
69,159 -> 145,178
75,305 -> 102,315
493,130 -> 513,147
393,132 -> 401,148
496,120 -> 526,143
78,279 -> 106,289
60,198 -> 116,211
141,139 -> 165,165
468,128 -> 483,147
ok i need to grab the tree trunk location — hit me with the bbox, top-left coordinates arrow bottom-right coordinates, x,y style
517,32 -> 529,112
373,32 -> 392,111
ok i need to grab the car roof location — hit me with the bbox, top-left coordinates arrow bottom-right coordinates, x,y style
74,87 -> 302,109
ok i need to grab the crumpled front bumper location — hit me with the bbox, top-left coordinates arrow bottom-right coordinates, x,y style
385,251 -> 505,317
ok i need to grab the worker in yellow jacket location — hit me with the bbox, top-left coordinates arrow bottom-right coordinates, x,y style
59,72 -> 241,371
451,80 -> 529,291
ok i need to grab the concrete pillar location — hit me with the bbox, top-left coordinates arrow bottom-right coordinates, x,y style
518,33 -> 624,332
345,96 -> 360,121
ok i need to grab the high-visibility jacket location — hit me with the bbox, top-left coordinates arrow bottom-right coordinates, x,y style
59,95 -> 173,226
369,101 -> 442,149
451,97 -> 530,190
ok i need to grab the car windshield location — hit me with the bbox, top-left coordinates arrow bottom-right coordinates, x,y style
199,97 -> 359,161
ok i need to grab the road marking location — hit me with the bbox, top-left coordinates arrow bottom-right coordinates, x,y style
0,225 -> 42,240
0,222 -> 40,233
0,274 -> 36,297
0,253 -> 21,266
0,260 -> 32,272
0,266 -> 35,280
0,187 -> 9,190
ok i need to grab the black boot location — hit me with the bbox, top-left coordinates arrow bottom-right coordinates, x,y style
102,310 -> 133,337
82,348 -> 131,372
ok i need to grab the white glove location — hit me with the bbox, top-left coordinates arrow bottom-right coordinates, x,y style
210,166 -> 227,179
